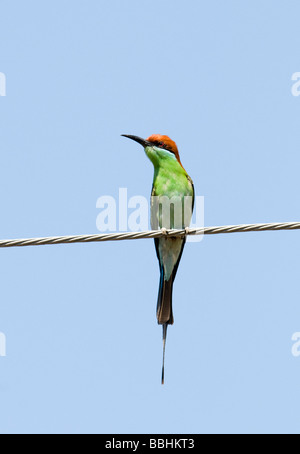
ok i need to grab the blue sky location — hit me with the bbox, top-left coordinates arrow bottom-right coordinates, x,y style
1,0 -> 300,434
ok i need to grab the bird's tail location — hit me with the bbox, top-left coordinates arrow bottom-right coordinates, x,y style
156,272 -> 174,325
157,272 -> 174,384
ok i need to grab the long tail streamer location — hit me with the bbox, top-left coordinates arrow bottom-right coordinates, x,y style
161,324 -> 168,385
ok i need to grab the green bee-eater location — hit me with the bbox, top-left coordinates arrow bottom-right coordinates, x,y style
122,134 -> 194,383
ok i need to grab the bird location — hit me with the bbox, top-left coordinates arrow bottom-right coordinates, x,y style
122,134 -> 194,384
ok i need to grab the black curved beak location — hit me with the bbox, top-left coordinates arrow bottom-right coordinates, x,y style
121,134 -> 152,148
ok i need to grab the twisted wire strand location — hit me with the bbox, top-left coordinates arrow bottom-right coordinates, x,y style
0,221 -> 299,248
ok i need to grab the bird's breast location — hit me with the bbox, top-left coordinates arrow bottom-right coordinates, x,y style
150,171 -> 194,230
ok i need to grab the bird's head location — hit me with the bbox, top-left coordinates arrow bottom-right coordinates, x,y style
121,134 -> 183,169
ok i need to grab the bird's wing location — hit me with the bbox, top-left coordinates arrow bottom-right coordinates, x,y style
187,175 -> 195,212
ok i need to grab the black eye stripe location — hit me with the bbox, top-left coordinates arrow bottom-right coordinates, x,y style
153,140 -> 176,155
155,141 -> 169,149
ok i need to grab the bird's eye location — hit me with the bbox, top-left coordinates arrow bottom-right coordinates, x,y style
159,141 -> 164,147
